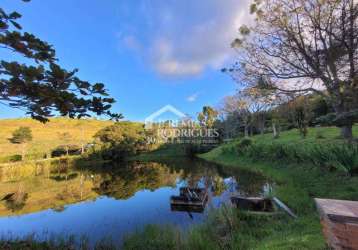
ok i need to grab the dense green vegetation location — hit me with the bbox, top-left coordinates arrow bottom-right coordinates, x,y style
228,126 -> 358,174
91,121 -> 154,160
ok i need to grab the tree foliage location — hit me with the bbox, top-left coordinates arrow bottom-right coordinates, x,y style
226,0 -> 357,139
10,126 -> 32,144
9,126 -> 32,160
198,106 -> 218,128
94,122 -> 147,159
0,1 -> 122,122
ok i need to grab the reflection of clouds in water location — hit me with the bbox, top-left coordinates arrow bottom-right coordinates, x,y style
223,177 -> 238,193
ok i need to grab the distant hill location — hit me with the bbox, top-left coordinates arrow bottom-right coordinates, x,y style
0,118 -> 114,160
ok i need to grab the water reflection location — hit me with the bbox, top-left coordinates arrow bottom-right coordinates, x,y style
0,158 -> 273,244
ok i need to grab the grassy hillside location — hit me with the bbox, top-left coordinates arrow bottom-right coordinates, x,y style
252,125 -> 358,143
0,118 -> 113,161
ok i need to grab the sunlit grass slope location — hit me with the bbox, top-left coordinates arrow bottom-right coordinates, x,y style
0,118 -> 113,159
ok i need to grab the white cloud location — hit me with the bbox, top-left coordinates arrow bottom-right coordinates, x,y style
117,0 -> 252,77
186,92 -> 200,102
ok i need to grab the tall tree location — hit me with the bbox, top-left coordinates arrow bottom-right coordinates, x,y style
0,1 -> 122,122
241,87 -> 274,135
219,93 -> 252,137
226,0 -> 357,139
10,126 -> 32,160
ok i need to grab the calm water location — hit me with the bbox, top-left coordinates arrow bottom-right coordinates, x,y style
0,158 -> 272,245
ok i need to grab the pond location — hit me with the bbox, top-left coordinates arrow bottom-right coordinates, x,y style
0,158 -> 273,246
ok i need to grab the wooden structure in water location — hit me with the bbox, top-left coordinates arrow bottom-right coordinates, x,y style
231,196 -> 297,218
315,198 -> 358,250
231,197 -> 274,212
170,187 -> 208,213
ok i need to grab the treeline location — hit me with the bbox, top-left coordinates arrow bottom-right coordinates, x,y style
214,91 -> 340,140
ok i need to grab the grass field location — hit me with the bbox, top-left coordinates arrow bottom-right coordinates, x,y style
252,125 -> 358,143
0,118 -> 113,161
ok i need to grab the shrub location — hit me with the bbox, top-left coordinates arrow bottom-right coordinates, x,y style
237,138 -> 253,155
239,140 -> 358,174
51,145 -> 81,157
94,122 -> 148,160
239,138 -> 252,147
0,154 -> 22,163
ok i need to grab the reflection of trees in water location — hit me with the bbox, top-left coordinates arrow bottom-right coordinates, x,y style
91,162 -> 181,200
225,168 -> 271,197
211,176 -> 226,196
0,158 -> 273,215
50,173 -> 78,182
0,163 -> 91,214
52,205 -> 66,213
160,159 -> 271,197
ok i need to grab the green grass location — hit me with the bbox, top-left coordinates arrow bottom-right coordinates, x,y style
253,125 -> 358,143
0,234 -> 116,250
0,118 -> 113,162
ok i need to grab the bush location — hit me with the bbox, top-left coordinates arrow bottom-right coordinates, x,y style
51,145 -> 81,157
0,154 -> 22,163
94,122 -> 148,160
237,138 -> 253,155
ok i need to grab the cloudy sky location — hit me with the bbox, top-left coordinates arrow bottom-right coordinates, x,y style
0,0 -> 251,121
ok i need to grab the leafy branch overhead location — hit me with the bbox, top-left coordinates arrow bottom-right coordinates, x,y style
0,1 -> 122,122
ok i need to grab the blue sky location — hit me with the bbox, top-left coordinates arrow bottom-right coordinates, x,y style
0,0 -> 251,121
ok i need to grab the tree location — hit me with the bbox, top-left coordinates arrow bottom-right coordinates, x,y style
226,0 -> 357,139
198,106 -> 218,128
219,93 -> 252,137
94,122 -> 147,159
241,87 -> 275,135
0,1 -> 122,122
10,126 -> 32,160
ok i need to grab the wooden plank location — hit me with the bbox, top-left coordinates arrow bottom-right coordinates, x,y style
273,197 -> 297,219
315,198 -> 358,223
